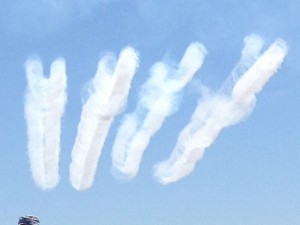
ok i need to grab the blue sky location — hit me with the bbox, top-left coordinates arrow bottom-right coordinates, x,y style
0,0 -> 299,224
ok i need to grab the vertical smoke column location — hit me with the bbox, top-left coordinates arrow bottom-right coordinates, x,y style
111,43 -> 207,179
24,58 -> 67,189
70,47 -> 139,190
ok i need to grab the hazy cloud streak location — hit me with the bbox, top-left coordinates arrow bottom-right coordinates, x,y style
70,47 -> 139,190
111,43 -> 207,179
24,58 -> 67,190
154,36 -> 287,184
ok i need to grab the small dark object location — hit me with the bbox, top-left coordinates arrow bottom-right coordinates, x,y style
18,215 -> 40,225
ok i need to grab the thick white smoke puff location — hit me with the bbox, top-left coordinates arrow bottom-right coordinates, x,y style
111,43 -> 207,179
70,47 -> 139,191
154,36 -> 288,184
24,58 -> 67,190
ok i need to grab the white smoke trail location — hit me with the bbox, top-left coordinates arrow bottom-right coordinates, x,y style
70,47 -> 139,191
219,34 -> 264,94
111,43 -> 207,179
154,36 -> 288,184
24,58 -> 67,190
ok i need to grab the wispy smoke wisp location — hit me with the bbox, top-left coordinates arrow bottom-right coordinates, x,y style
24,58 -> 67,190
69,47 -> 139,190
111,43 -> 207,179
154,36 -> 288,184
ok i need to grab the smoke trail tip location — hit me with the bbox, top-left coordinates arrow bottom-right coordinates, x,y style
183,42 -> 208,67
49,58 -> 67,81
51,57 -> 66,68
70,175 -> 91,191
24,57 -> 44,79
24,55 -> 42,65
188,42 -> 208,55
242,34 -> 264,55
153,163 -> 172,185
119,46 -> 140,67
120,46 -> 139,58
35,177 -> 60,191
110,166 -> 135,182
273,38 -> 288,53
244,34 -> 264,45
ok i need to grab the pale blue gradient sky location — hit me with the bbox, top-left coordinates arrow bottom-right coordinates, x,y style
0,0 -> 299,225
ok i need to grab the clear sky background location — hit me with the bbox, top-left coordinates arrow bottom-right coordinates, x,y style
0,0 -> 299,225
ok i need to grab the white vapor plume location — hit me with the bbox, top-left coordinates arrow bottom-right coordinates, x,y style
24,58 -> 67,190
70,47 -> 139,191
154,35 -> 288,184
111,43 -> 207,179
